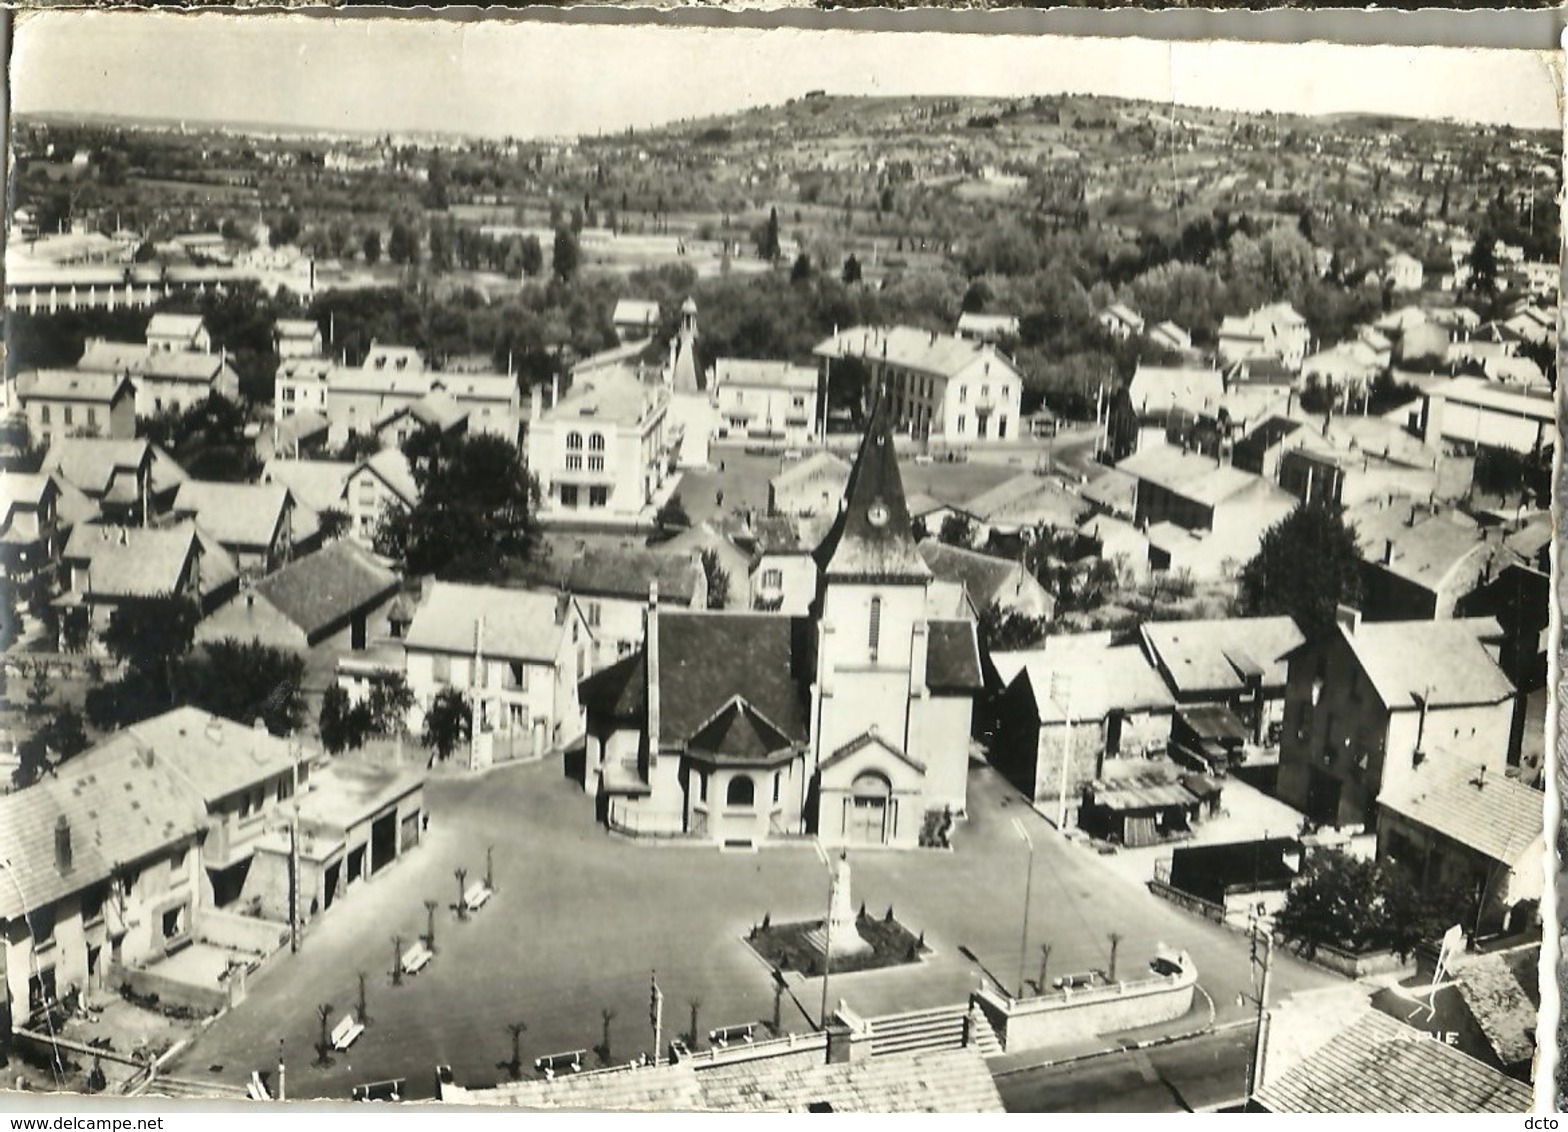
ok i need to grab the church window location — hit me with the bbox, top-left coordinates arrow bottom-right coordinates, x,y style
567,431 -> 583,450
727,775 -> 755,808
868,596 -> 882,662
588,433 -> 605,451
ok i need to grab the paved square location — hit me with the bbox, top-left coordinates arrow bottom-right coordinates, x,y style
172,759 -> 1341,1100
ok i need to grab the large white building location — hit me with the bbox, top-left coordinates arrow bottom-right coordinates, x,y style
526,364 -> 672,526
274,344 -> 521,448
813,326 -> 1023,444
1217,303 -> 1312,372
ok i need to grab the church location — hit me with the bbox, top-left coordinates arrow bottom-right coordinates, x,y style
579,397 -> 983,849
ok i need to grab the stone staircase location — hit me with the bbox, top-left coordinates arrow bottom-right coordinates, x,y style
136,1074 -> 251,1101
863,1004 -> 970,1057
965,1007 -> 1006,1059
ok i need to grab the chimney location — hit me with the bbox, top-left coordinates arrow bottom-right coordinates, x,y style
55,816 -> 73,874
1335,604 -> 1362,634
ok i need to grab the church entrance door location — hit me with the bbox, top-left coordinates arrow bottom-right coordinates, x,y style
847,773 -> 891,845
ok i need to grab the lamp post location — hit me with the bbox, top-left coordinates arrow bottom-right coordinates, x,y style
1010,818 -> 1035,1000
455,868 -> 468,921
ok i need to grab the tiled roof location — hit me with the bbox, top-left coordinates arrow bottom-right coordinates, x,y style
1080,467 -> 1137,516
813,325 -> 1015,385
1117,445 -> 1272,507
1127,366 -> 1224,417
1006,638 -> 1175,722
712,358 -> 818,391
565,546 -> 701,604
261,459 -> 354,514
1256,1008 -> 1532,1113
1139,616 -> 1304,695
959,473 -> 1085,529
63,523 -> 198,598
769,450 -> 850,492
699,1044 -> 1005,1112
1350,501 -> 1499,593
687,697 -> 797,763
926,619 -> 983,692
171,481 -> 290,550
0,727 -> 210,921
406,582 -> 569,663
917,540 -> 1020,607
579,651 -> 646,721
42,438 -> 187,500
655,610 -> 810,746
1337,618 -> 1513,709
1378,755 -> 1543,867
98,708 -> 303,809
18,369 -> 134,405
145,313 -> 206,341
445,1045 -> 1004,1112
814,398 -> 929,581
350,448 -> 419,507
545,364 -> 665,427
250,540 -> 399,641
752,515 -> 827,556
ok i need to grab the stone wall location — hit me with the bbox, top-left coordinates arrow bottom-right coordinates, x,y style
972,956 -> 1198,1052
197,909 -> 289,957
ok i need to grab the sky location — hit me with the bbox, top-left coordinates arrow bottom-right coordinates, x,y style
10,13 -> 1563,140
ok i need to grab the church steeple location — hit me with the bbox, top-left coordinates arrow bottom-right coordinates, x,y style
813,392 -> 928,582
669,296 -> 703,394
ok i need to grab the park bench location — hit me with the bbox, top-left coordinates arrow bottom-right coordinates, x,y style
401,941 -> 433,975
462,881 -> 493,913
351,1078 -> 404,1102
534,1049 -> 586,1080
247,1072 -> 272,1102
331,1012 -> 365,1052
708,1023 -> 756,1048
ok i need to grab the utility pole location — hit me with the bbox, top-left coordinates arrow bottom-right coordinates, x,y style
1244,921 -> 1275,1106
1011,818 -> 1034,999
649,971 -> 664,1064
276,1040 -> 286,1101
289,751 -> 302,954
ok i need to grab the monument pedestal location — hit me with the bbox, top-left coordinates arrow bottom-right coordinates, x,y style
806,851 -> 873,960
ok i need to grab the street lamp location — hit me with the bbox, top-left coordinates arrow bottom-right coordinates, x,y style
1241,913 -> 1275,1106
1010,817 -> 1034,1000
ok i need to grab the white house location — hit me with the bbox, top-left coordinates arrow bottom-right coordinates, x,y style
1217,303 -> 1312,372
712,359 -> 819,446
813,326 -> 1023,444
403,582 -> 591,769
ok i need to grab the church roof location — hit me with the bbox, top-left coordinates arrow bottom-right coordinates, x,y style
686,695 -> 798,764
655,610 -> 811,748
813,396 -> 930,582
658,608 -> 815,749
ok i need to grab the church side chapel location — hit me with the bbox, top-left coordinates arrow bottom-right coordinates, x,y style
580,394 -> 984,848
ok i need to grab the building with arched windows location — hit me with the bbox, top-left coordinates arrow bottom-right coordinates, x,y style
526,361 -> 672,528
578,396 -> 982,848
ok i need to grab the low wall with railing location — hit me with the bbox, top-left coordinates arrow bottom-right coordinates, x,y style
682,1030 -> 828,1072
972,953 -> 1198,1052
113,964 -> 229,1018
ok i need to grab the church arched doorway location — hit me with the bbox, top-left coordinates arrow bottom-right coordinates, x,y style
847,772 -> 891,845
